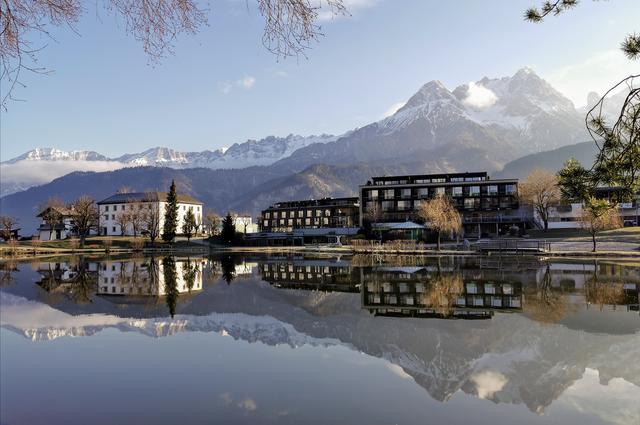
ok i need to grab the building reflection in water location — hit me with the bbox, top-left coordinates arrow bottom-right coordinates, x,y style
35,257 -> 206,316
258,255 -> 640,320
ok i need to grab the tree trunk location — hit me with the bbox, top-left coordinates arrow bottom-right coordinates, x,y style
436,231 -> 441,251
543,219 -> 548,230
80,235 -> 86,248
591,232 -> 597,252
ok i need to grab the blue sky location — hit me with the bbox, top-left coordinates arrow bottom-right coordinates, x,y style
1,0 -> 638,159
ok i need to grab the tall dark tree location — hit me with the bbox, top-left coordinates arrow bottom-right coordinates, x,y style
220,212 -> 236,245
162,256 -> 179,318
162,180 -> 179,243
220,254 -> 236,285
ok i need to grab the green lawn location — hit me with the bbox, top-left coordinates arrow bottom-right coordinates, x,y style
527,227 -> 640,243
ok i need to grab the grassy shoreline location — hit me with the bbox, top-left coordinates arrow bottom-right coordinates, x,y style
1,228 -> 639,261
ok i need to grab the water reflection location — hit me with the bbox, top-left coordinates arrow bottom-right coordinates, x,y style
1,253 -> 639,424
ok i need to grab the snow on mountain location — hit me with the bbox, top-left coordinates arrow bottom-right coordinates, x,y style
0,134 -> 337,196
3,147 -> 109,164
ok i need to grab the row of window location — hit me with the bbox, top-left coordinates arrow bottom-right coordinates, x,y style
364,185 -> 516,200
264,208 -> 352,219
370,176 -> 487,186
365,197 -> 516,212
102,203 -> 201,212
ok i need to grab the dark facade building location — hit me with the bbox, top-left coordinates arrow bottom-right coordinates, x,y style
359,171 -> 526,237
259,197 -> 360,232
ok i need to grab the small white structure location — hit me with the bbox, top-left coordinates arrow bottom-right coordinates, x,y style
233,215 -> 259,234
97,192 -> 203,237
541,200 -> 639,229
36,206 -> 76,241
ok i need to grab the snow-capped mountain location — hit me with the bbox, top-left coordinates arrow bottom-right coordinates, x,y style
279,68 -> 586,173
0,134 -> 337,196
3,147 -> 110,164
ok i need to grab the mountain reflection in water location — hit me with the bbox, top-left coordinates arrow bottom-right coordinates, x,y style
1,253 -> 639,424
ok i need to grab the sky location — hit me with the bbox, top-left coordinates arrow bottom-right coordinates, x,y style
1,0 -> 638,160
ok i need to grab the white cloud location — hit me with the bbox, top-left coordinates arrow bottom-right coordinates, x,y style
218,76 -> 256,94
470,370 -> 508,399
238,76 -> 256,89
546,49 -> 639,107
218,81 -> 233,94
0,160 -> 128,196
382,101 -> 405,118
462,82 -> 498,109
318,0 -> 379,20
558,368 -> 640,425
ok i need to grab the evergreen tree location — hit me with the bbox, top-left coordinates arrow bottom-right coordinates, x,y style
162,180 -> 179,242
182,208 -> 196,242
220,212 -> 236,245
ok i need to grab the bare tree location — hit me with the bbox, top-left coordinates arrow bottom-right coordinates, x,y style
1,0 -> 346,109
204,210 -> 221,236
421,273 -> 463,317
144,202 -> 161,243
364,201 -> 383,240
417,196 -> 462,251
70,196 -> 99,248
115,210 -> 132,236
129,203 -> 146,237
237,214 -> 252,234
579,199 -> 622,252
520,169 -> 561,230
0,216 -> 18,241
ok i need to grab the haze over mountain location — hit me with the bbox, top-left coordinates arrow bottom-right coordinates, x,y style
0,134 -> 337,196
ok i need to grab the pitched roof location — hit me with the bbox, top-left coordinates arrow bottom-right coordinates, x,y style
97,192 -> 203,205
37,206 -> 75,218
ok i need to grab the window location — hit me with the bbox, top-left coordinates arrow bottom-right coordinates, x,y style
432,178 -> 446,183
263,220 -> 269,227
105,205 -> 109,211
397,200 -> 410,210
306,210 -> 312,217
435,187 -> 445,196
384,189 -> 395,199
103,215 -> 108,221
488,185 -> 498,195
418,188 -> 429,198
451,177 -> 464,182
112,226 -> 116,232
382,201 -> 394,211
401,189 -> 411,198
452,187 -> 463,197
305,218 -> 311,225
111,214 -> 115,220
470,186 -> 480,196
505,184 -> 516,195
369,190 -> 379,200
114,205 -> 118,211
265,212 -> 271,219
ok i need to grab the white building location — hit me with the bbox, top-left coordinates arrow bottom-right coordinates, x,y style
96,258 -> 204,296
97,192 -> 203,237
540,196 -> 639,230
36,206 -> 76,241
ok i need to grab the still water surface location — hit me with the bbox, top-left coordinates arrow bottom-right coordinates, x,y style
1,253 -> 639,425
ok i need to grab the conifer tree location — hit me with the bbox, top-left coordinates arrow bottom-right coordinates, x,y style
221,212 -> 236,245
162,180 -> 179,243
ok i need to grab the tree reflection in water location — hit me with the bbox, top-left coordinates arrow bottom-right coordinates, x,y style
220,254 -> 237,285
0,260 -> 17,286
421,274 -> 464,317
183,258 -> 199,292
524,264 -> 571,324
162,257 -> 179,318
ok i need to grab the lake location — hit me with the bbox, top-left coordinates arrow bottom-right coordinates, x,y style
1,253 -> 639,425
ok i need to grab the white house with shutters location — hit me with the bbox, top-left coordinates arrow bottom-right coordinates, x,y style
97,192 -> 204,237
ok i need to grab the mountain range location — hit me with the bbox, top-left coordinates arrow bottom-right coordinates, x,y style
1,67 -> 601,233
